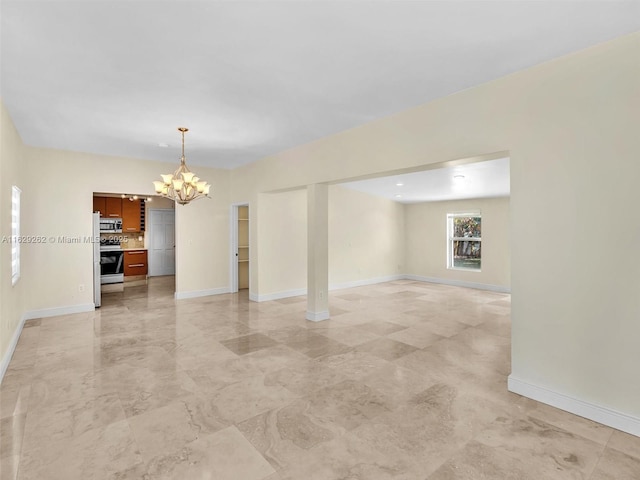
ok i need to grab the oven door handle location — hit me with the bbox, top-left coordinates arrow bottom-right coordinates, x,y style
116,252 -> 124,273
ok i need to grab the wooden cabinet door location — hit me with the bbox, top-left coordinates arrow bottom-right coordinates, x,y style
93,197 -> 106,217
122,199 -> 141,232
104,197 -> 122,218
124,250 -> 148,276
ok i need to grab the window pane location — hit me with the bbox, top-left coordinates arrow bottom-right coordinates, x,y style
453,216 -> 481,238
452,239 -> 481,269
11,185 -> 20,285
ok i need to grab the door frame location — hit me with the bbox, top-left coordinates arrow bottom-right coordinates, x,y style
229,202 -> 250,294
147,208 -> 175,277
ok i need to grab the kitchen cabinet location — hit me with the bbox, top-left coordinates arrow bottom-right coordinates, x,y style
123,250 -> 148,276
104,197 -> 122,218
122,199 -> 141,232
93,197 -> 106,217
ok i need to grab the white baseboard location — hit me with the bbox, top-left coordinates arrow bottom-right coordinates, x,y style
508,375 -> 640,438
252,275 -> 406,303
252,288 -> 307,303
329,274 -> 405,292
306,310 -> 330,322
403,274 -> 510,293
175,287 -> 230,300
0,315 -> 26,384
23,303 -> 95,320
251,275 -> 508,302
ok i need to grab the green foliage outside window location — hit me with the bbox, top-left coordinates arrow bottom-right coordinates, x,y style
451,215 -> 481,270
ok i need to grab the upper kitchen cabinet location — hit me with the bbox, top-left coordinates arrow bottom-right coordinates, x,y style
122,199 -> 142,232
104,197 -> 122,218
93,196 -> 106,216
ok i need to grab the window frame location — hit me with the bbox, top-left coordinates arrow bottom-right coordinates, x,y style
447,212 -> 482,272
11,185 -> 21,286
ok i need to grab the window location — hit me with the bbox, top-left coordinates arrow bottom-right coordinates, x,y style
11,186 -> 21,285
447,213 -> 481,271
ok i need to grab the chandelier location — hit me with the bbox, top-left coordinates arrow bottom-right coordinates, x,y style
153,127 -> 211,205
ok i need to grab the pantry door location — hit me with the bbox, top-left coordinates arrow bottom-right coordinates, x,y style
148,209 -> 175,276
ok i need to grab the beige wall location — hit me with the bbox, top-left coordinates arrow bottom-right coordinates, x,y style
0,101 -> 26,362
21,146 -> 230,310
254,185 -> 405,298
174,184 -> 230,295
256,189 -> 307,297
329,185 -> 404,286
229,34 -> 640,419
405,197 -> 510,289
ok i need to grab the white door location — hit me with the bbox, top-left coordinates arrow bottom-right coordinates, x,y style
148,209 -> 175,276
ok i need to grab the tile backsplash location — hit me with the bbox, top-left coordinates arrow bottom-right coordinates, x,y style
100,233 -> 145,249
122,234 -> 144,249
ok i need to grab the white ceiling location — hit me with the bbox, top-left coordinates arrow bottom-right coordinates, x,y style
1,2 -> 639,170
340,157 -> 510,203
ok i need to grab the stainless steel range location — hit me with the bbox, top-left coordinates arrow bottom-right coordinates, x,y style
100,239 -> 124,284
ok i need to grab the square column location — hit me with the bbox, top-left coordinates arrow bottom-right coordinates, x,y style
306,183 -> 329,321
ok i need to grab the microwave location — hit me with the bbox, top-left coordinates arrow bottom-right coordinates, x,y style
99,218 -> 122,233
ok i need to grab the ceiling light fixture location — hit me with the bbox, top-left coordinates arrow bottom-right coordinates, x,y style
120,194 -> 146,202
153,127 -> 211,205
394,194 -> 403,198
396,182 -> 404,187
453,174 -> 465,180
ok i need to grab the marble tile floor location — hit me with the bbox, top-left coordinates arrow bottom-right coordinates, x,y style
1,276 -> 639,479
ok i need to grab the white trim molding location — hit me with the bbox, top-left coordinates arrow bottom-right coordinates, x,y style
23,303 -> 95,320
248,274 -> 509,303
508,375 -> 640,438
403,274 -> 510,293
306,310 -> 330,322
329,275 -> 405,292
0,315 -> 26,384
175,287 -> 230,300
252,275 -> 406,303
252,288 -> 307,303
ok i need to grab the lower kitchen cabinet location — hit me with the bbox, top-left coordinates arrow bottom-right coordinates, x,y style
124,250 -> 148,276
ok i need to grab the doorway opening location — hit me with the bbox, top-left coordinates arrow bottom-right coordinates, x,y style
231,203 -> 250,293
92,193 -> 175,307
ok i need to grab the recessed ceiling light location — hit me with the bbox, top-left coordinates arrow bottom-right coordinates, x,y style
396,182 -> 404,187
158,143 -> 170,148
453,174 -> 465,180
394,194 -> 402,198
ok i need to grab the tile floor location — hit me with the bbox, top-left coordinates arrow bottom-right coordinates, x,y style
1,277 -> 639,479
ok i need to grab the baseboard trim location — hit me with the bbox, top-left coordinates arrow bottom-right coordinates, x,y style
403,274 -> 510,293
508,375 -> 640,437
329,274 -> 405,292
306,310 -> 330,322
175,287 -> 230,300
23,303 -> 95,320
253,275 -> 407,303
253,288 -> 307,303
0,315 -> 26,384
248,274 -> 509,303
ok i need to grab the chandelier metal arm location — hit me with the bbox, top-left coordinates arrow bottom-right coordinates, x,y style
153,127 -> 211,205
